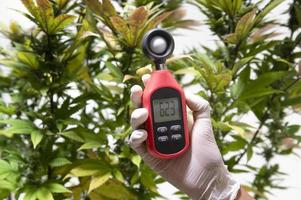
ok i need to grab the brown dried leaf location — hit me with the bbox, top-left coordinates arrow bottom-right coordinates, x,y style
36,0 -> 52,12
250,24 -> 277,42
172,20 -> 201,29
235,10 -> 256,41
147,11 -> 173,30
129,6 -> 148,27
110,16 -> 131,44
110,16 -> 129,34
102,0 -> 117,17
281,137 -> 297,149
167,8 -> 186,21
129,6 -> 148,45
85,0 -> 103,16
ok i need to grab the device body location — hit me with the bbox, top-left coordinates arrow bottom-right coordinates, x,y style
142,70 -> 190,159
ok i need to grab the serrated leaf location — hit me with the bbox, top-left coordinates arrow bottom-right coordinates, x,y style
195,53 -> 216,71
47,183 -> 71,193
24,187 -> 38,200
17,52 -> 39,70
284,96 -> 301,106
232,56 -> 254,74
0,160 -> 11,175
21,0 -> 41,22
49,157 -> 72,167
49,14 -> 76,34
231,67 -> 250,99
105,62 -> 123,82
275,58 -> 294,68
248,71 -> 287,88
239,88 -> 283,100
131,155 -> 141,168
36,187 -> 54,200
0,119 -> 36,137
78,141 -> 101,151
255,0 -> 285,24
70,161 -> 109,177
66,46 -> 92,83
94,180 -> 136,200
227,123 -> 246,137
31,130 -> 43,149
0,180 -> 15,190
141,166 -> 157,193
59,131 -> 84,142
88,173 -> 111,193
226,139 -> 247,152
113,169 -> 124,182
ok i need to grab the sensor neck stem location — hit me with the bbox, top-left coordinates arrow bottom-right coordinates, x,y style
155,62 -> 166,70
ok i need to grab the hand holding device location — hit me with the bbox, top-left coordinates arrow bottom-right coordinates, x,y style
141,29 -> 189,159
129,80 -> 240,200
128,28 -> 240,199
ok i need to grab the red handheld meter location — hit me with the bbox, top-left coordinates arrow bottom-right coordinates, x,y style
141,29 -> 190,159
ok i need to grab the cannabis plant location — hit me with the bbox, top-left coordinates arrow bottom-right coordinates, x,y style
0,0 -> 300,200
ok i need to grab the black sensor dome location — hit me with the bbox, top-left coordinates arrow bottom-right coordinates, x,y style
142,29 -> 174,69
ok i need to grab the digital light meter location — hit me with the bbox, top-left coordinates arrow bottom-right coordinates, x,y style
141,29 -> 190,159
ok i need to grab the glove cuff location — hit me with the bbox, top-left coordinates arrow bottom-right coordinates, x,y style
187,164 -> 240,200
205,165 -> 240,200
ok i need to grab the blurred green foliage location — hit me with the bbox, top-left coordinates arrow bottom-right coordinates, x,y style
0,0 -> 300,199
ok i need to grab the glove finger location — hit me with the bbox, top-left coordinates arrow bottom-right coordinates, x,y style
130,85 -> 143,107
129,129 -> 148,149
131,108 -> 148,129
129,130 -> 172,174
142,74 -> 151,87
185,92 -> 211,119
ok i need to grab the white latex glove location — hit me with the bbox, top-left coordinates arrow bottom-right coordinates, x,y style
128,74 -> 240,200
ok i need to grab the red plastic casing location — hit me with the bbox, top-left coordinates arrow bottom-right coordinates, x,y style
142,70 -> 190,159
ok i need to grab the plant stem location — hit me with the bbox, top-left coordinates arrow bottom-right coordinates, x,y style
235,77 -> 301,164
235,111 -> 268,164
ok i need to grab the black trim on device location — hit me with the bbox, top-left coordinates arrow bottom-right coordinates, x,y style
151,87 -> 186,154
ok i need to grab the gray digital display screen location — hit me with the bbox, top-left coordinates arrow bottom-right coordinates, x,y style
152,97 -> 181,123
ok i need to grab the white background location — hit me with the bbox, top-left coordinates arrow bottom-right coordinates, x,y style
0,0 -> 300,199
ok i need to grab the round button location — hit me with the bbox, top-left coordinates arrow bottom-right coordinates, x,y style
149,36 -> 167,54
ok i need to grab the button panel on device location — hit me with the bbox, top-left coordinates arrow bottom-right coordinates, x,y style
158,135 -> 169,142
157,127 -> 168,133
171,134 -> 182,141
170,125 -> 181,132
154,123 -> 185,154
151,87 -> 186,154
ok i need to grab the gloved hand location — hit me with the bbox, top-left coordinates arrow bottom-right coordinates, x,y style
128,74 -> 240,200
